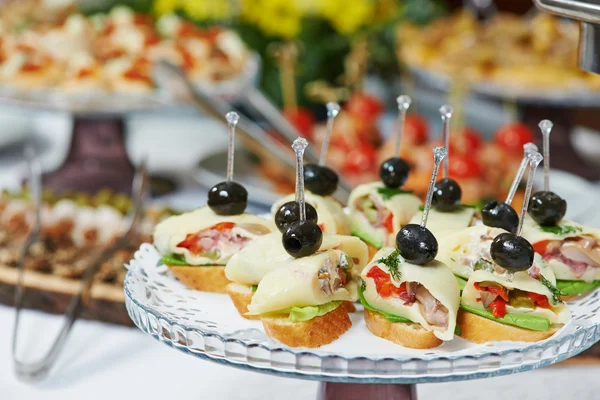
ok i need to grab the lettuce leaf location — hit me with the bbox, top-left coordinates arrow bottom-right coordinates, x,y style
288,301 -> 342,322
359,280 -> 412,323
460,304 -> 551,331
556,280 -> 600,296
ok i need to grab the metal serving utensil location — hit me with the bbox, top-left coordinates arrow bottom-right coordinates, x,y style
153,61 -> 350,201
11,154 -> 148,382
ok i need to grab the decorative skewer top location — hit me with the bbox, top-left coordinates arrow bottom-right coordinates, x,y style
379,94 -> 412,189
432,105 -> 462,212
538,119 -> 553,192
318,102 -> 340,166
225,111 -> 240,181
394,95 -> 412,156
439,105 -> 453,179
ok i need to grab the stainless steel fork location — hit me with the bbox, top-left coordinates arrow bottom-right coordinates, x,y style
11,152 -> 148,382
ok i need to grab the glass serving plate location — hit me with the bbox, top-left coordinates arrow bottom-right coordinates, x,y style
0,55 -> 260,115
409,66 -> 600,107
124,243 -> 600,384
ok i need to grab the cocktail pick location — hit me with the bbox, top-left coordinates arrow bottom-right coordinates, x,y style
432,105 -> 462,212
491,151 -> 544,276
396,147 -> 447,265
379,95 -> 412,189
304,102 -> 340,196
528,120 -> 567,226
282,138 -> 323,258
482,142 -> 538,233
207,111 -> 248,215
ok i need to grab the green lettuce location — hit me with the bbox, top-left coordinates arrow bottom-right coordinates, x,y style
288,301 -> 342,322
460,304 -> 551,331
359,280 -> 412,323
556,280 -> 600,296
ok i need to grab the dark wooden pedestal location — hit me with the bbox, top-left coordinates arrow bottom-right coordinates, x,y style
318,382 -> 417,400
41,117 -> 134,195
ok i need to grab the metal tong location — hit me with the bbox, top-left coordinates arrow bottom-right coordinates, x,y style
153,61 -> 350,201
12,150 -> 148,382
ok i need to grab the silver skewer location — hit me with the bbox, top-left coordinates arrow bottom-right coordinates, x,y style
394,95 -> 412,156
421,147 -> 447,228
318,102 -> 340,166
539,119 -> 553,192
517,152 -> 543,237
225,111 -> 240,181
293,138 -> 309,221
439,106 -> 453,179
505,142 -> 538,205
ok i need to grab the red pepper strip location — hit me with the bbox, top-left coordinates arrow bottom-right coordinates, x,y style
382,213 -> 394,233
533,240 -> 551,256
474,282 -> 509,302
489,298 -> 507,318
528,292 -> 551,309
366,267 -> 408,298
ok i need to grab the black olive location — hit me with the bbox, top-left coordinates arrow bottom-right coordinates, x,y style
282,220 -> 323,258
528,190 -> 567,226
207,181 -> 247,215
396,224 -> 438,265
490,233 -> 534,272
274,201 -> 318,233
304,164 -> 338,196
481,201 -> 519,233
379,157 -> 410,189
432,178 -> 462,212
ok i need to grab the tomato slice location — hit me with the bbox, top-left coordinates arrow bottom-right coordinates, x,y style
489,298 -> 507,318
346,92 -> 383,122
382,213 -> 394,233
528,292 -> 551,309
366,266 -> 407,298
494,122 -> 535,153
532,240 -> 551,255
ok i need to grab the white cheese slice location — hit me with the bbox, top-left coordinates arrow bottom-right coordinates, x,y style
153,206 -> 275,265
248,250 -> 358,314
360,247 -> 460,341
225,232 -> 369,285
271,192 -> 350,235
408,207 -> 475,240
461,262 -> 569,324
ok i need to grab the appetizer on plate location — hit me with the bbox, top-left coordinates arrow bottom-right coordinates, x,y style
459,148 -> 569,342
522,121 -> 600,296
154,113 -> 275,293
348,96 -> 421,252
225,232 -> 368,319
249,138 -> 358,347
271,103 -> 350,235
360,147 -> 460,349
407,106 -> 475,238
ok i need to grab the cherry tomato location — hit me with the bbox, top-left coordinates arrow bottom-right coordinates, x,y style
453,127 -> 483,153
494,122 -> 535,153
489,298 -> 507,318
343,144 -> 377,174
448,153 -> 483,179
283,107 -> 315,139
346,92 -> 383,122
403,114 -> 429,144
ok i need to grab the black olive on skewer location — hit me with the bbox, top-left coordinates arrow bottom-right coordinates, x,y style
379,95 -> 412,189
304,164 -> 338,196
274,201 -> 318,233
432,178 -> 462,212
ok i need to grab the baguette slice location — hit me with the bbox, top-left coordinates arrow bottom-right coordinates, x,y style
226,282 -> 260,320
261,304 -> 351,348
167,265 -> 229,293
457,309 -> 562,343
364,309 -> 442,349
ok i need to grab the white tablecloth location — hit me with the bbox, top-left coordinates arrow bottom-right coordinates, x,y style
2,304 -> 600,400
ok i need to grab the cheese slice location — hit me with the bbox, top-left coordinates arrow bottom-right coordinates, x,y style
225,233 -> 369,285
437,225 -> 508,279
271,192 -> 350,235
248,250 -> 358,314
348,182 -> 422,248
408,207 -> 475,240
361,247 -> 460,341
521,217 -> 600,281
461,260 -> 569,324
153,206 -> 275,266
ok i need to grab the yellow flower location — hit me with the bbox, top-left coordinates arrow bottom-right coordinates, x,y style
321,0 -> 375,35
241,0 -> 302,39
154,0 -> 178,15
179,0 -> 231,21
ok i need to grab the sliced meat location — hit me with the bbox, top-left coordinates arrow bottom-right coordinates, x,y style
415,285 -> 448,328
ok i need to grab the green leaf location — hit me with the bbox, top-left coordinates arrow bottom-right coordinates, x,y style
160,254 -> 188,266
375,249 -> 402,282
460,304 -> 551,331
251,285 -> 258,293
455,275 -> 467,291
539,275 -> 564,304
556,280 -> 600,296
288,301 -> 342,322
359,280 -> 412,323
377,187 -> 413,201
539,225 -> 582,235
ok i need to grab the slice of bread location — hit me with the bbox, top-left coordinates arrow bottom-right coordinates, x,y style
457,309 -> 562,343
167,265 -> 229,293
364,309 -> 442,349
367,244 -> 379,261
261,304 -> 352,348
226,282 -> 260,320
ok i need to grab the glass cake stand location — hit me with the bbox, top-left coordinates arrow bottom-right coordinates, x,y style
123,244 -> 600,399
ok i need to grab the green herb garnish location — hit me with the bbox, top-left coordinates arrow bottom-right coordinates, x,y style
539,275 -> 564,304
251,285 -> 258,292
376,249 -> 402,282
160,253 -> 188,266
377,187 -> 412,200
474,258 -> 494,272
539,225 -> 582,235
